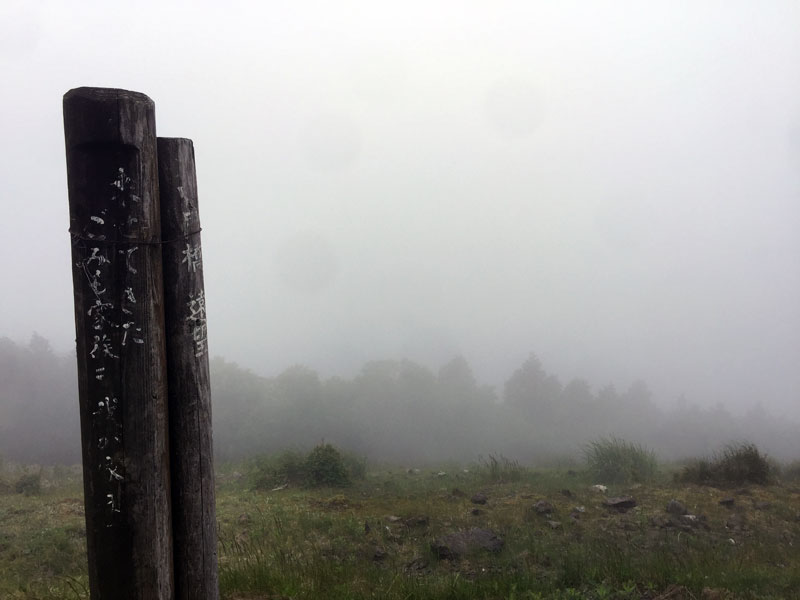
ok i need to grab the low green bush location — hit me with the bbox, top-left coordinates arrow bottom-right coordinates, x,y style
15,472 -> 42,496
678,442 -> 774,486
252,449 -> 306,490
252,444 -> 363,490
304,443 -> 351,487
583,437 -> 658,484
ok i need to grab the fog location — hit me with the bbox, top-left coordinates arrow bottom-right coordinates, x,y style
1,1 -> 799,434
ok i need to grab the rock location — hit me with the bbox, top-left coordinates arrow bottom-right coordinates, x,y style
373,546 -> 388,562
560,489 -> 573,498
546,520 -> 562,530
603,496 -> 637,513
471,508 -> 485,516
591,484 -> 608,493
431,528 -> 504,560
451,488 -> 467,498
271,483 -> 288,491
436,471 -> 447,477
387,515 -> 403,523
573,505 -> 586,513
666,499 -> 688,515
719,497 -> 735,507
725,513 -> 747,532
404,515 -> 429,527
404,557 -> 429,572
471,492 -> 488,505
533,500 -> 554,515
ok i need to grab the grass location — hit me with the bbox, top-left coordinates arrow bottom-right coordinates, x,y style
2,456 -> 800,599
678,442 -> 775,487
583,437 -> 659,485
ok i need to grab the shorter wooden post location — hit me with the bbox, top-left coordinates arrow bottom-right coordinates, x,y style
158,137 -> 219,600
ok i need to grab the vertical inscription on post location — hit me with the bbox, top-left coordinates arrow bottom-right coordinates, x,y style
64,87 -> 173,600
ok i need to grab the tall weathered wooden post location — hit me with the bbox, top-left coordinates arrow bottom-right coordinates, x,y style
158,137 -> 219,600
63,87 -> 174,598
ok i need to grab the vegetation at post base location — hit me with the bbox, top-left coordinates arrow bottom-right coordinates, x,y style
583,437 -> 658,484
678,441 -> 775,486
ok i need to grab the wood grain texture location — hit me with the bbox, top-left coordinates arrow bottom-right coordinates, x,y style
158,137 -> 220,600
63,87 -> 174,600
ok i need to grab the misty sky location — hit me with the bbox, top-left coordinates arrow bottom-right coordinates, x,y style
1,1 -> 798,418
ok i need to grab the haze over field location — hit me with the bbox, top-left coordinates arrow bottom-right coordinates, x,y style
1,1 -> 798,420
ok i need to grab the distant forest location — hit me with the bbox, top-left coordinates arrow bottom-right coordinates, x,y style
1,334 -> 797,465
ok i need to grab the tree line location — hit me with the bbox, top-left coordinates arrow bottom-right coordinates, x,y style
1,335 -> 797,465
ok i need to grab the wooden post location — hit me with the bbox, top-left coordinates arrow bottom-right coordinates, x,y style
63,87 -> 173,599
158,137 -> 219,600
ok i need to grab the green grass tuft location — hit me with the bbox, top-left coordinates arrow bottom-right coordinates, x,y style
583,437 -> 658,484
678,441 -> 774,486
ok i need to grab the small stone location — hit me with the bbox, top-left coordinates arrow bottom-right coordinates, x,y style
547,520 -> 562,530
603,496 -> 637,513
431,528 -> 504,560
471,508 -> 485,516
404,515 -> 429,527
471,492 -> 488,505
405,557 -> 429,572
533,500 -> 554,514
666,499 -> 688,515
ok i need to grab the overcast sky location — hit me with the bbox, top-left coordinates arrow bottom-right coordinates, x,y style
1,0 -> 798,417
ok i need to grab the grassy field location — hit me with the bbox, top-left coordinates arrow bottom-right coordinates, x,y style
1,459 -> 799,599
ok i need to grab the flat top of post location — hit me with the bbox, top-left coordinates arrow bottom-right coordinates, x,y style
64,87 -> 154,106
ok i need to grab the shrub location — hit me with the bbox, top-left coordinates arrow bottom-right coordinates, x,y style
678,442 -> 774,486
252,449 -> 306,490
252,445 -> 364,490
15,472 -> 42,496
583,437 -> 658,484
304,443 -> 351,488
